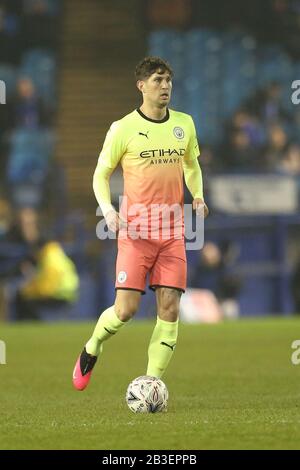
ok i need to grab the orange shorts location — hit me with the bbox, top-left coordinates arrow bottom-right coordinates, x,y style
115,237 -> 187,294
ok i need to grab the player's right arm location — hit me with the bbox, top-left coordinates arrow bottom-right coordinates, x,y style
93,121 -> 126,232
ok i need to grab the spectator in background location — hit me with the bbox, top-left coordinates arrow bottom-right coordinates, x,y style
8,77 -> 51,130
7,206 -> 41,244
0,197 -> 12,319
2,206 -> 44,276
222,127 -> 258,171
0,197 -> 12,241
0,205 -> 79,320
190,241 -> 222,291
246,81 -> 291,126
15,239 -> 79,321
262,124 -> 289,171
198,145 -> 218,174
221,81 -> 299,174
189,240 -> 242,318
0,144 -> 8,187
229,109 -> 265,148
0,205 -> 42,316
278,144 -> 300,177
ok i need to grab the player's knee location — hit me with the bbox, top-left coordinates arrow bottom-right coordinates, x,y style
115,301 -> 138,322
159,305 -> 179,322
115,290 -> 141,321
158,299 -> 179,321
157,288 -> 180,321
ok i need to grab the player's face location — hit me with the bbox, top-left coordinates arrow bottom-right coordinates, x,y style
141,71 -> 172,107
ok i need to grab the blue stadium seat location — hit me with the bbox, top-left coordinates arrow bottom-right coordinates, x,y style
257,46 -> 293,85
148,31 -> 168,54
148,31 -> 176,59
148,28 -> 300,147
21,49 -> 55,68
7,128 -> 54,184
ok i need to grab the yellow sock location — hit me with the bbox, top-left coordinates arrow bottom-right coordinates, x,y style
85,305 -> 125,356
146,317 -> 179,378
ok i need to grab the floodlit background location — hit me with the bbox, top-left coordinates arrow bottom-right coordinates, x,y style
2,0 -> 300,452
0,0 -> 300,321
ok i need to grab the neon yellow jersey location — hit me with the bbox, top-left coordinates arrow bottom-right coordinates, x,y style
98,108 -> 200,211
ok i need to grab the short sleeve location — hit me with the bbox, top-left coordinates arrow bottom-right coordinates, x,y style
185,116 -> 200,162
98,120 -> 126,169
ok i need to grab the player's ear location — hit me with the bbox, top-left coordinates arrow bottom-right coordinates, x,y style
137,80 -> 145,94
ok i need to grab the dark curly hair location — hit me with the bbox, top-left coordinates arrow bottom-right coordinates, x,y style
135,56 -> 174,81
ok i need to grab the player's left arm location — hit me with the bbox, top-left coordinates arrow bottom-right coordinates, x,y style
183,117 -> 209,218
183,158 -> 209,217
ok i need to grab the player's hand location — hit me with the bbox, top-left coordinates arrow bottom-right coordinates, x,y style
193,198 -> 209,218
105,209 -> 127,232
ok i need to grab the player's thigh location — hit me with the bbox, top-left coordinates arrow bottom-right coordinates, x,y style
116,238 -> 155,293
156,287 -> 182,322
149,239 -> 187,294
114,289 -> 142,321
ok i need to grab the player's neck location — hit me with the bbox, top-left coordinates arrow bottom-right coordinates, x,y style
139,103 -> 168,121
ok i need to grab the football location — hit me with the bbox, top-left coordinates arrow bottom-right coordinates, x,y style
125,375 -> 169,413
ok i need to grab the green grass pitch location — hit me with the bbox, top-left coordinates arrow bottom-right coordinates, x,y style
0,318 -> 300,450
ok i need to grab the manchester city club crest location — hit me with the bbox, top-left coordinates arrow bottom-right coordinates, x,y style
117,271 -> 127,283
173,126 -> 184,139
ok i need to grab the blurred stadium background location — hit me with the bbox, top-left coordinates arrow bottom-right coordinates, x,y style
1,0 -> 300,322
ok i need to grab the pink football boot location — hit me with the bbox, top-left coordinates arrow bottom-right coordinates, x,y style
72,347 -> 97,391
